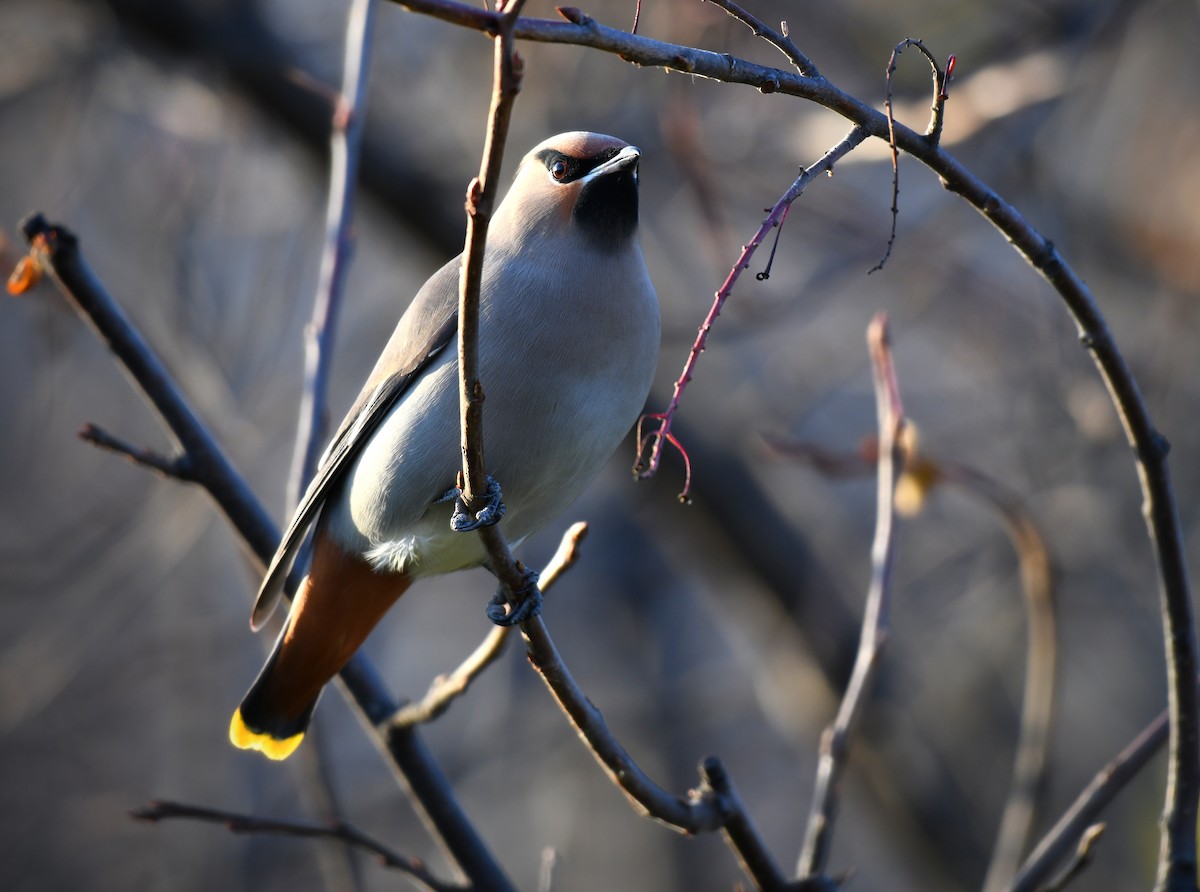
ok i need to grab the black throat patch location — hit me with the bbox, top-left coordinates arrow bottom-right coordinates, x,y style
534,146 -> 640,252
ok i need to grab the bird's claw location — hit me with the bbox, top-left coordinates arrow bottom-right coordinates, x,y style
486,569 -> 542,626
446,476 -> 506,532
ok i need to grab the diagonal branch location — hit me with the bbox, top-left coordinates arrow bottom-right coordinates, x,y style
16,214 -> 516,892
1011,710 -> 1169,892
633,125 -> 868,498
702,0 -> 821,78
389,522 -> 588,729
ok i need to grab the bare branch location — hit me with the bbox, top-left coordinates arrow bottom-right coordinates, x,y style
131,800 -> 460,892
78,422 -> 193,481
702,0 -> 821,78
797,313 -> 905,880
389,522 -> 588,729
454,0 -> 536,622
287,0 -> 377,510
634,126 -> 868,498
1042,824 -> 1105,892
17,214 -> 516,892
1012,711 -> 1169,892
945,465 -> 1057,892
521,617 -> 722,830
869,38 -> 949,275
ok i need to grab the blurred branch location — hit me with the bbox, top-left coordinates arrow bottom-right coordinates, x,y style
1042,824 -> 1105,892
768,433 -> 1057,890
285,9 -> 378,891
948,465 -> 1056,892
634,125 -> 869,499
16,214 -> 516,892
380,3 -> 1198,879
1012,710 -> 1169,892
131,800 -> 459,892
287,0 -> 377,510
389,522 -> 588,729
796,313 -> 906,881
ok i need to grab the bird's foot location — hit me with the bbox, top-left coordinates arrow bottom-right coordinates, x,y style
487,568 -> 542,626
442,475 -> 507,532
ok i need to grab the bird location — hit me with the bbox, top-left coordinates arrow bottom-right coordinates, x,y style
230,131 -> 661,760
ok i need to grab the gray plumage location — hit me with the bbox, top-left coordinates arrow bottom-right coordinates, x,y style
251,131 -> 660,630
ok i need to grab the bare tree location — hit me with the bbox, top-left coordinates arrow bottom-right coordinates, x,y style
4,1 -> 1198,891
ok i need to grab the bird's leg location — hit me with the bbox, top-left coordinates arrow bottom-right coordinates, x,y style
440,474 -> 507,532
486,565 -> 542,626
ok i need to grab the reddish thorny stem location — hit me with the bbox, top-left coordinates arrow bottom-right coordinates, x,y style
634,126 -> 868,499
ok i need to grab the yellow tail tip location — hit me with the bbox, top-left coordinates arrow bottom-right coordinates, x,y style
229,709 -> 304,761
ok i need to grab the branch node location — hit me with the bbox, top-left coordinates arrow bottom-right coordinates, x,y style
554,6 -> 589,26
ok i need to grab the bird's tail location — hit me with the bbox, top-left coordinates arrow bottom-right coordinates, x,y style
229,625 -> 315,760
230,534 -> 412,760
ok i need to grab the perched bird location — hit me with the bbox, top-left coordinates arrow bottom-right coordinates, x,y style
230,131 -> 661,760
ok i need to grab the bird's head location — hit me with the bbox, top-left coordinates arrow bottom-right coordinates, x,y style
497,132 -> 642,253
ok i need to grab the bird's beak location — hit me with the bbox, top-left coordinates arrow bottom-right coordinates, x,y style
581,145 -> 641,183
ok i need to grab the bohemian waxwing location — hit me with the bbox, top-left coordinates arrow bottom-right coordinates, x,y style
230,131 -> 660,759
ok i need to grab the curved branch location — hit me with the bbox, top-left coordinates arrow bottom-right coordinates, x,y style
383,4 -> 1197,882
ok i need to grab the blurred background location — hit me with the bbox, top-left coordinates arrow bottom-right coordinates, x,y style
2,0 -> 1198,889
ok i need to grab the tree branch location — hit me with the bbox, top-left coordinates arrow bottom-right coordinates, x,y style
1012,710 -> 1169,892
389,522 -> 588,729
287,0 -> 377,510
634,125 -> 869,498
797,313 -> 905,881
17,214 -> 516,892
131,799 -> 460,892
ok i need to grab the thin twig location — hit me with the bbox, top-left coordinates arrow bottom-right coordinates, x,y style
521,616 -> 724,831
131,800 -> 460,892
702,0 -> 821,78
18,215 -> 516,892
868,38 -> 947,275
796,313 -> 905,880
78,422 -> 194,480
1042,824 -> 1105,892
287,0 -> 377,510
633,126 -> 868,498
389,522 -> 588,728
457,0 -> 526,512
1012,710 -> 1168,892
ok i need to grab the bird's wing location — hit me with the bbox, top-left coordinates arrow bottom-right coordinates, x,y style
250,260 -> 461,631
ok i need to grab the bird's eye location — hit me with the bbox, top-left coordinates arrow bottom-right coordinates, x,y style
550,159 -> 568,181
